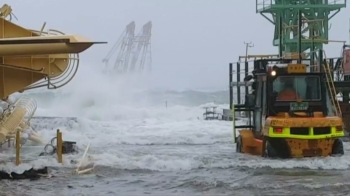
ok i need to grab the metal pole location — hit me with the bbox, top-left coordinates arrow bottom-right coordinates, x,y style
279,14 -> 283,57
243,42 -> 254,104
244,61 -> 249,96
237,62 -> 241,104
298,9 -> 302,64
232,104 -> 236,143
229,63 -> 233,109
311,24 -> 315,72
318,49 -> 323,73
244,41 -> 254,63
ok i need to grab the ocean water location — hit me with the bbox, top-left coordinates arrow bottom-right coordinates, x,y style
1,69 -> 350,196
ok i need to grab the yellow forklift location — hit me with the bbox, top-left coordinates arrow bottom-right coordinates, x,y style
230,50 -> 345,158
228,6 -> 350,158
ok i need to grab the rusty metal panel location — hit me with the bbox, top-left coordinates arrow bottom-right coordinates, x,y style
342,115 -> 350,133
343,49 -> 350,75
286,138 -> 334,157
339,102 -> 350,114
339,102 -> 350,133
343,115 -> 350,132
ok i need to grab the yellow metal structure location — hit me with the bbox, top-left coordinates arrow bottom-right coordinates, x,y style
264,116 -> 343,136
287,64 -> 307,73
0,4 -> 102,99
15,130 -> 20,165
0,4 -> 104,166
0,96 -> 38,142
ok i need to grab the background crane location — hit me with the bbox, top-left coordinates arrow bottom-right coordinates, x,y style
102,21 -> 152,74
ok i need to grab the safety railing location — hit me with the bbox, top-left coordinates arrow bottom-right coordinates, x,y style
256,0 -> 346,13
14,96 -> 37,119
322,50 -> 342,117
329,0 -> 346,5
24,29 -> 80,90
0,96 -> 37,143
256,0 -> 274,12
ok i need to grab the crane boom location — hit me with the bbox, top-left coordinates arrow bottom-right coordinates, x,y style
103,21 -> 152,74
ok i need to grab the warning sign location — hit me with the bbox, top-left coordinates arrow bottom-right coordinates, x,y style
343,49 -> 350,75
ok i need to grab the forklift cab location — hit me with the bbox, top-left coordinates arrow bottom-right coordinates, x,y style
243,63 -> 336,135
274,76 -> 318,101
268,73 -> 333,117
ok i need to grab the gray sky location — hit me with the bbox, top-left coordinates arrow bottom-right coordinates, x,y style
8,0 -> 350,91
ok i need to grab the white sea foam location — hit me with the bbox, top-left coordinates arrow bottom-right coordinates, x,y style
2,65 -> 350,173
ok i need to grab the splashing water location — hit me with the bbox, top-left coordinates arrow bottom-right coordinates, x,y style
2,65 -> 350,195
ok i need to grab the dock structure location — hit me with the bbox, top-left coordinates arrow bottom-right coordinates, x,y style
203,106 -> 221,120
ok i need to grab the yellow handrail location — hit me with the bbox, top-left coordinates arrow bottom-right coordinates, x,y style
322,50 -> 342,117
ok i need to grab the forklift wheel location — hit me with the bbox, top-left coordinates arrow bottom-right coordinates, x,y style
331,138 -> 344,156
265,141 -> 279,158
236,136 -> 243,153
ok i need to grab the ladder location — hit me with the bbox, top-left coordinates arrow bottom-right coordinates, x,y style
232,103 -> 255,143
322,50 -> 342,117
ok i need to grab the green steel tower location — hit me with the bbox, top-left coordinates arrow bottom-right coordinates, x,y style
256,0 -> 346,58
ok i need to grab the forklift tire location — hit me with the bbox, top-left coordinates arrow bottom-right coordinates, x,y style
265,141 -> 279,158
331,138 -> 344,156
236,136 -> 243,153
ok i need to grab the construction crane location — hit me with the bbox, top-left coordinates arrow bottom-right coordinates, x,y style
102,21 -> 152,73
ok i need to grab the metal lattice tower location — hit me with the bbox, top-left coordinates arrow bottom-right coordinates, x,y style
102,21 -> 152,74
256,0 -> 346,57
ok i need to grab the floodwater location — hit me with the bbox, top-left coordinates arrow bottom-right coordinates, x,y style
0,76 -> 350,196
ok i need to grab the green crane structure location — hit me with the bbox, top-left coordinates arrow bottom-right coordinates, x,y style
256,0 -> 347,58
